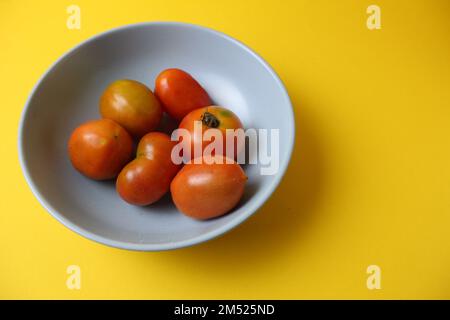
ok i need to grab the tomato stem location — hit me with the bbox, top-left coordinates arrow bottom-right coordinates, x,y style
201,112 -> 220,128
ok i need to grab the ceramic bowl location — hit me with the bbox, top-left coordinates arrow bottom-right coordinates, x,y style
18,22 -> 295,251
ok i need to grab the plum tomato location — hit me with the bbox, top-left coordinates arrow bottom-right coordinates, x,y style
68,119 -> 133,180
154,68 -> 212,121
170,156 -> 247,220
116,132 -> 180,206
178,106 -> 244,160
100,79 -> 162,138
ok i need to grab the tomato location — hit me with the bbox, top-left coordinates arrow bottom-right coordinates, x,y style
178,106 -> 244,160
68,119 -> 133,180
170,156 -> 247,219
100,79 -> 162,138
116,132 -> 180,206
154,68 -> 212,121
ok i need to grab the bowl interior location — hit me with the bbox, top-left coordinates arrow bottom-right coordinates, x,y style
20,23 -> 293,250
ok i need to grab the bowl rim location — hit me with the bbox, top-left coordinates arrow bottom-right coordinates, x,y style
18,21 -> 296,251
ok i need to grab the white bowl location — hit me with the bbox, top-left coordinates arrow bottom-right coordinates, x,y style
18,22 -> 295,251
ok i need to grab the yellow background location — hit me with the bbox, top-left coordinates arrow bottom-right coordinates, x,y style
1,0 -> 449,299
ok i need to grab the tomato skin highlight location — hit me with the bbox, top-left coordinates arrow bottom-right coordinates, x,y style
170,156 -> 247,220
100,79 -> 162,138
155,69 -> 212,121
178,106 -> 244,160
116,132 -> 180,206
68,119 -> 133,180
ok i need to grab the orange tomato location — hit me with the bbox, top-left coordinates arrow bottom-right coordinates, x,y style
68,119 -> 133,180
154,68 -> 212,121
100,79 -> 162,138
116,132 -> 180,206
170,156 -> 247,219
178,106 -> 244,160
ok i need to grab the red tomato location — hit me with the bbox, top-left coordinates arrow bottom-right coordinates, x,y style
178,106 -> 244,160
170,156 -> 247,220
68,119 -> 133,180
100,79 -> 162,138
116,132 -> 180,206
154,68 -> 212,121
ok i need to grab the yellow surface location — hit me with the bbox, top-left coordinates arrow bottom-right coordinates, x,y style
1,0 -> 449,299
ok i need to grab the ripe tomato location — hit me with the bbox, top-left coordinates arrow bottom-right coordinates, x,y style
116,132 -> 180,206
68,119 -> 133,180
178,106 -> 244,160
100,79 -> 162,138
154,68 -> 212,121
170,156 -> 247,219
